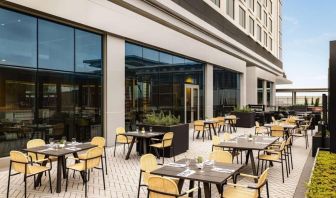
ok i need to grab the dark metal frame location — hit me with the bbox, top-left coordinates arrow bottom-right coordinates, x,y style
65,155 -> 106,198
7,158 -> 52,198
150,137 -> 176,164
113,133 -> 131,156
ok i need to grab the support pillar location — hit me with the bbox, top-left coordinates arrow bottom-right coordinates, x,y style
205,64 -> 213,118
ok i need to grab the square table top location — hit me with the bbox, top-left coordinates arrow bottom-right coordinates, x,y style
217,136 -> 279,150
151,159 -> 244,184
263,123 -> 296,129
125,131 -> 164,138
22,142 -> 96,157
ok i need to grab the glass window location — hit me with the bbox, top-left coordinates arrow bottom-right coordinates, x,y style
211,0 -> 220,7
268,0 -> 272,13
267,81 -> 273,106
268,17 -> 272,32
264,31 -> 268,47
257,25 -> 262,42
239,7 -> 246,28
269,36 -> 273,51
257,79 -> 264,105
226,0 -> 235,19
249,17 -> 254,36
249,0 -> 255,11
159,52 -> 173,64
143,47 -> 159,65
257,2 -> 262,19
173,56 -> 185,65
75,30 -> 102,74
263,11 -> 267,26
38,19 -> 74,71
0,8 -> 37,68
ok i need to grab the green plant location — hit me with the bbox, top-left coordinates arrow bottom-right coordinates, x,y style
248,134 -> 253,138
311,97 -> 314,106
144,111 -> 180,126
233,106 -> 252,113
306,151 -> 336,198
196,156 -> 203,163
59,139 -> 66,144
305,96 -> 308,106
314,98 -> 320,107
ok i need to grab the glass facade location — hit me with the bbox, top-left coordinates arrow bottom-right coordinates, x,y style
257,79 -> 264,104
266,81 -> 273,106
125,42 -> 204,129
0,8 -> 103,157
213,67 -> 240,116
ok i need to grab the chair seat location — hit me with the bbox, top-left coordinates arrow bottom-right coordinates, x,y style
67,162 -> 86,171
27,165 -> 49,175
223,186 -> 257,198
258,154 -> 280,161
150,142 -> 170,148
116,137 -> 133,144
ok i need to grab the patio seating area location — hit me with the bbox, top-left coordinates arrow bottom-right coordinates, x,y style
0,125 -> 313,198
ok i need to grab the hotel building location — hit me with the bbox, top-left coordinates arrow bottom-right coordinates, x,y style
0,0 -> 288,158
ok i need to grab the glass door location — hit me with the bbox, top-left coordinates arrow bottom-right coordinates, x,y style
184,84 -> 199,123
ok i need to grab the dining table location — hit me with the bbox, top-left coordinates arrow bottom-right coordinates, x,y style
151,158 -> 244,198
216,136 -> 279,178
124,131 -> 164,160
202,120 -> 218,140
224,116 -> 239,133
22,142 -> 97,193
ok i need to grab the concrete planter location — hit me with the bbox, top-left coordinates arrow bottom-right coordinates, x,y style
136,123 -> 189,157
231,112 -> 256,128
312,134 -> 330,157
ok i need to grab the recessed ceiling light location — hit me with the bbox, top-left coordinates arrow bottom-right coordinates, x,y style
1,24 -> 5,26
1,59 -> 6,62
17,19 -> 21,22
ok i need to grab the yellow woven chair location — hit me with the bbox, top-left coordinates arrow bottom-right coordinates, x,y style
222,168 -> 270,198
255,121 -> 269,135
270,125 -> 285,140
150,132 -> 175,164
27,139 -> 57,163
7,151 -> 52,198
226,115 -> 237,133
65,147 -> 105,198
147,176 -> 198,198
114,127 -> 133,156
193,120 -> 207,141
209,150 -> 232,164
212,136 -> 223,151
257,141 -> 288,183
271,116 -> 276,123
216,117 -> 226,132
79,136 -> 108,175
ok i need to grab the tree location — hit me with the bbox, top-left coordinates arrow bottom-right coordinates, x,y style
315,98 -> 320,107
311,97 -> 314,106
304,96 -> 308,106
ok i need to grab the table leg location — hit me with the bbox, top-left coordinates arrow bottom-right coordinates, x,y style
62,156 -> 67,179
212,123 -> 217,136
248,150 -> 259,182
203,182 -> 211,198
208,124 -> 213,140
143,138 -> 148,154
177,179 -> 185,193
188,180 -> 194,197
216,184 -> 223,196
245,150 -> 249,165
125,137 -> 136,160
56,156 -> 63,193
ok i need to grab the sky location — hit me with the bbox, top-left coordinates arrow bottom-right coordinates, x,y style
278,0 -> 336,89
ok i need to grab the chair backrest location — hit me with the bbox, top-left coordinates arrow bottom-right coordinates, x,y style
271,116 -> 276,123
229,115 -> 237,124
91,136 -> 106,148
216,117 -> 225,125
209,150 -> 232,164
194,120 -> 204,131
163,132 -> 174,147
255,121 -> 260,128
10,151 -> 29,173
271,125 -> 284,137
84,147 -> 103,169
286,136 -> 292,146
140,154 -> 158,172
279,140 -> 286,152
257,168 -> 269,192
223,133 -> 231,141
27,139 -> 46,161
116,127 -> 126,135
148,176 -> 179,198
116,127 -> 128,142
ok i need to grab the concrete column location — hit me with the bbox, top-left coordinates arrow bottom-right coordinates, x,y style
105,35 -> 125,146
263,80 -> 267,105
246,67 -> 257,105
292,91 -> 297,105
204,64 -> 213,118
272,83 -> 276,106
240,71 -> 247,107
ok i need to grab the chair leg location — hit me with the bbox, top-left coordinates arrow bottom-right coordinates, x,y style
48,170 -> 52,193
113,139 -> 117,157
104,148 -> 108,175
266,181 -> 270,198
137,171 -> 142,198
123,144 -> 126,154
281,160 -> 284,183
6,167 -> 11,198
24,174 -> 27,198
65,169 -> 69,192
162,148 -> 165,164
257,159 -> 260,175
172,147 -> 175,162
102,158 -> 106,190
290,147 -> 294,169
84,171 -> 88,198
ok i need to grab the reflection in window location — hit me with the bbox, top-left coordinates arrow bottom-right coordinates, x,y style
38,19 -> 74,71
213,67 -> 240,116
75,30 -> 102,74
226,0 -> 235,19
267,81 -> 273,106
0,8 -> 37,68
125,42 -> 204,129
257,79 -> 264,105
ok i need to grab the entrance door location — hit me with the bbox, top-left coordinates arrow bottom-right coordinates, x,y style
184,84 -> 200,123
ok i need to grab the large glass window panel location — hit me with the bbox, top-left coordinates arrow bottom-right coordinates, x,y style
226,0 -> 235,19
239,7 -> 246,28
159,52 -> 173,65
143,47 -> 159,65
257,79 -> 264,105
75,30 -> 102,74
38,19 -> 74,71
0,67 -> 35,157
0,8 -> 37,68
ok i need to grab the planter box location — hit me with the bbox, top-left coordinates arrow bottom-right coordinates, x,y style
312,135 -> 330,157
231,112 -> 256,128
136,123 -> 189,157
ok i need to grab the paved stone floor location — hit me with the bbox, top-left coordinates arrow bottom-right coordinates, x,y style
0,127 -> 313,198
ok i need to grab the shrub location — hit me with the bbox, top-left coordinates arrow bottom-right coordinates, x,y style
306,151 -> 336,198
144,111 -> 180,126
233,106 -> 252,113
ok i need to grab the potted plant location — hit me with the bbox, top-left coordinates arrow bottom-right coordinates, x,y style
248,134 -> 253,141
231,106 -> 256,128
312,130 -> 330,157
195,156 -> 204,171
137,111 -> 189,157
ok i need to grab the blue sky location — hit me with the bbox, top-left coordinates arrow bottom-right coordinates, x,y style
279,0 -> 336,89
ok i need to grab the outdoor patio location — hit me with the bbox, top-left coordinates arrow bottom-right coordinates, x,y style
0,127 -> 313,198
